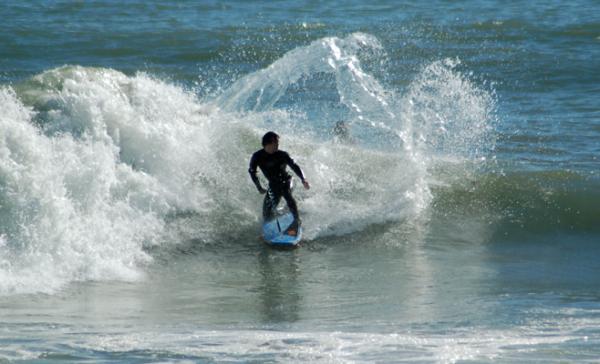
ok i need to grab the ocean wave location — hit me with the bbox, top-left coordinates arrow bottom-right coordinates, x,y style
0,33 -> 495,294
431,167 -> 600,233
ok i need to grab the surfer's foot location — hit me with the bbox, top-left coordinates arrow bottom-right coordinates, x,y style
287,219 -> 301,235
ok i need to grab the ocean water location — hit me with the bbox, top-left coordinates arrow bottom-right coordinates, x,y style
1,0 -> 600,362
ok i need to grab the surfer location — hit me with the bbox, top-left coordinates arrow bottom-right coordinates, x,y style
249,131 -> 310,230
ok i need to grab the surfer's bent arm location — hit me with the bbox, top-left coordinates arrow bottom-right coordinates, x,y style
285,153 -> 305,182
248,155 -> 265,192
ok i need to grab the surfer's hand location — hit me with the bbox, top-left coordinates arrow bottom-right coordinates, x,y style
258,187 -> 267,194
302,180 -> 310,190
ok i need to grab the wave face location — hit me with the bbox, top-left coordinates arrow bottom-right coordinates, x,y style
0,33 -> 496,294
431,168 -> 600,235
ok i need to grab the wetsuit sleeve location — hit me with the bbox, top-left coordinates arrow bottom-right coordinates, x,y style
248,153 -> 263,191
285,153 -> 305,182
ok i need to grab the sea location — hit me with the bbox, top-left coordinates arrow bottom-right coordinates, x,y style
1,1 -> 599,362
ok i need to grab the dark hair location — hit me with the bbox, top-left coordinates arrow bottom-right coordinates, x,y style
262,131 -> 279,146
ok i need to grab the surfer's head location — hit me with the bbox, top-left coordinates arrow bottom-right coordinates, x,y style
262,131 -> 279,153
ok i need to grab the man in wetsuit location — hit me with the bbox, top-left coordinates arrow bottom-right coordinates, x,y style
249,131 -> 310,230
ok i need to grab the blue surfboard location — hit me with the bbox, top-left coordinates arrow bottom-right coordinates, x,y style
262,212 -> 302,247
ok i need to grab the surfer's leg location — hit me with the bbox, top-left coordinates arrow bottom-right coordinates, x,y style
282,185 -> 300,226
262,187 -> 281,220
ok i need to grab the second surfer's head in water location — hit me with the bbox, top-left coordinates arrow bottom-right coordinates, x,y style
249,131 -> 310,231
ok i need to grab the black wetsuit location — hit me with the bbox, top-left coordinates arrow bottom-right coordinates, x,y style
248,149 -> 305,222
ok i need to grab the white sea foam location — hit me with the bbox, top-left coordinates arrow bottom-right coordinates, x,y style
2,66 -> 256,294
1,86 -> 158,294
400,58 -> 497,161
27,326 -> 588,364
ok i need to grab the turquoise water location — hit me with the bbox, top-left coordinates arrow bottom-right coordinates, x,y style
1,1 -> 600,362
